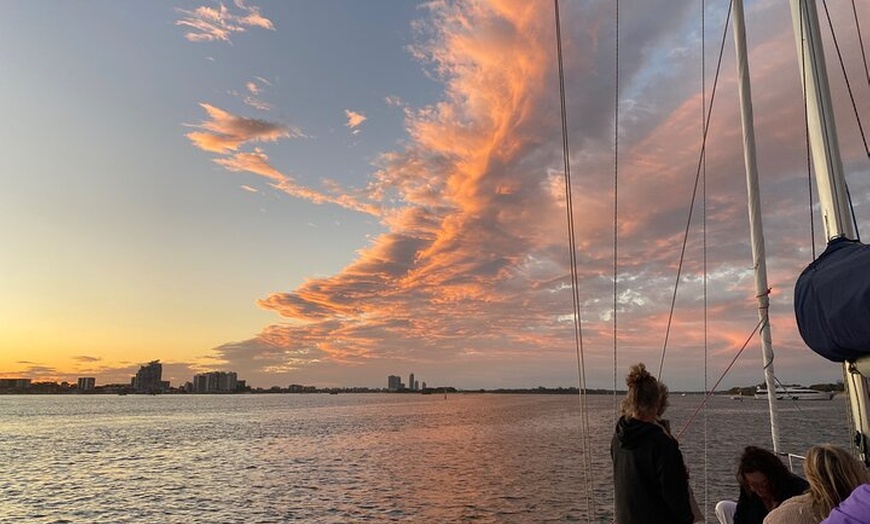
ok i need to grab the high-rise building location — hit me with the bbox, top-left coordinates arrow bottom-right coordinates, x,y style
409,373 -> 415,391
77,377 -> 96,391
388,375 -> 402,392
0,379 -> 31,389
192,371 -> 238,393
132,360 -> 163,393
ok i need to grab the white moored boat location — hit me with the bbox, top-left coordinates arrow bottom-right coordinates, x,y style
755,385 -> 835,401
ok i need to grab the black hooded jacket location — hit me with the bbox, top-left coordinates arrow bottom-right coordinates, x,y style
611,415 -> 694,524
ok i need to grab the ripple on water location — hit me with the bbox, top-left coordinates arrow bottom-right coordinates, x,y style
0,394 -> 851,523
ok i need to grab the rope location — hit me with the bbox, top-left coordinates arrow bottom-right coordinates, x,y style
821,0 -> 870,161
657,0 -> 733,379
799,1 -> 817,260
820,0 -> 863,241
613,0 -> 620,430
700,0 -> 709,517
553,1 -> 595,518
850,0 -> 870,88
676,315 -> 766,441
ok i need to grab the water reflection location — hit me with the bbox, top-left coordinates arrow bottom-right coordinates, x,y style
0,393 -> 850,523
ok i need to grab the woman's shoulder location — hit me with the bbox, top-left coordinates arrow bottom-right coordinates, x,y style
763,494 -> 817,524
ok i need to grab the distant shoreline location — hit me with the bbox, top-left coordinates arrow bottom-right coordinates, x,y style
0,382 -> 845,396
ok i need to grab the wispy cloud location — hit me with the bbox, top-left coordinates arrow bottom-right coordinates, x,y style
241,78 -> 273,110
345,109 -> 367,134
208,146 -> 382,216
213,148 -> 286,183
186,103 -> 299,153
176,0 -> 275,43
384,95 -> 404,107
9,363 -> 59,379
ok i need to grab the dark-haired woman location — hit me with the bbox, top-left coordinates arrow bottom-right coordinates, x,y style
611,362 -> 695,524
715,445 -> 809,524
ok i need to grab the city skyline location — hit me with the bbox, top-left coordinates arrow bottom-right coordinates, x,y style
2,1 -> 868,390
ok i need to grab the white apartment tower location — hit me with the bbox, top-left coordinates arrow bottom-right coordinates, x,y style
193,371 -> 238,393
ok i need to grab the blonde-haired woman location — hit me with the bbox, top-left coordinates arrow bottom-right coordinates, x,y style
764,444 -> 870,524
611,363 -> 695,524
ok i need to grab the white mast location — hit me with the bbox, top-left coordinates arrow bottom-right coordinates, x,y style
788,0 -> 870,464
732,0 -> 781,454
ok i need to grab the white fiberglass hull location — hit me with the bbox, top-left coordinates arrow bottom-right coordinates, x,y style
755,388 -> 835,401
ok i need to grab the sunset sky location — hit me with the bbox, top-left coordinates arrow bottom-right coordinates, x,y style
2,0 -> 869,390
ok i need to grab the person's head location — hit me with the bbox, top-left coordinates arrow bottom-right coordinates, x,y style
736,446 -> 793,502
621,363 -> 661,420
803,444 -> 870,518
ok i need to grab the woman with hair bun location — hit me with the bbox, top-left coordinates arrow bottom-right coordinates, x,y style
611,362 -> 695,524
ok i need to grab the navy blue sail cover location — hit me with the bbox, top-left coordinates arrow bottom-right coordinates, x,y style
794,237 -> 870,362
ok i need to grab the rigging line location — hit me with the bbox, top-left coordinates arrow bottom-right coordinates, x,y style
821,0 -> 870,161
803,0 -> 848,219
821,0 -> 865,241
847,184 -> 862,241
770,375 -> 810,418
701,0 -> 709,517
657,0 -> 733,379
675,315 -> 766,441
850,0 -> 870,87
805,1 -> 863,244
553,1 -> 594,517
800,1 -> 817,260
613,0 -> 620,429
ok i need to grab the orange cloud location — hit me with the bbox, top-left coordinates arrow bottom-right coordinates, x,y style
214,148 -> 286,183
206,1 -> 850,389
345,109 -> 367,130
218,1 -> 586,376
186,103 -> 298,153
176,1 -> 274,43
210,148 -> 383,216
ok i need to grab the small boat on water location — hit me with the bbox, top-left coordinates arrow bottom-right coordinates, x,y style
755,385 -> 835,401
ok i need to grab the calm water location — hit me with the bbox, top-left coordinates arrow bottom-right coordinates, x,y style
0,393 -> 851,523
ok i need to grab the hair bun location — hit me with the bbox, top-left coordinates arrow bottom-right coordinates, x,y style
626,362 -> 652,387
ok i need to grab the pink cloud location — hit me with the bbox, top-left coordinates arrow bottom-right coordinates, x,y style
209,148 -> 383,216
241,78 -> 273,110
345,109 -> 367,130
213,148 -> 286,183
206,1 -> 856,390
186,103 -> 298,153
176,1 -> 274,43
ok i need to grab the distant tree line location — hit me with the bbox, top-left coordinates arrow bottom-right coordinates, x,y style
1,381 -> 845,396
